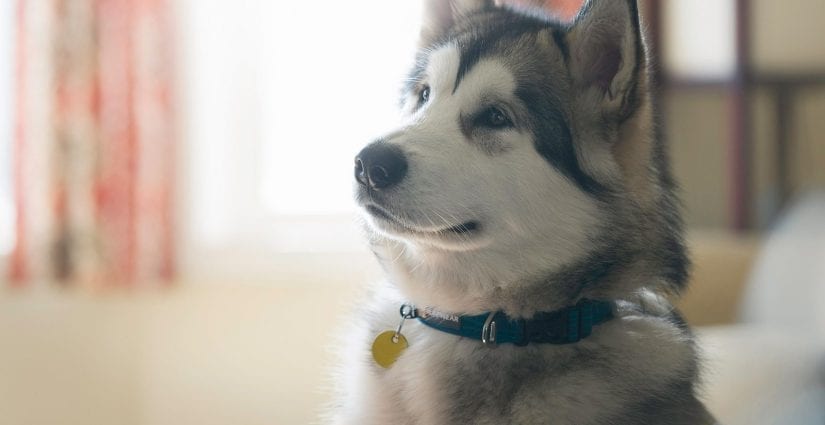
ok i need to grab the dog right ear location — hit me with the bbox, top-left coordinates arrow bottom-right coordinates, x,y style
419,0 -> 494,47
565,0 -> 645,119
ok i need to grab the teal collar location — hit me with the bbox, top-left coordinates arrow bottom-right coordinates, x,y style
411,299 -> 615,346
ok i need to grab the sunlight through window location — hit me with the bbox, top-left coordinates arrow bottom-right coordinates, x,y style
259,1 -> 422,215
0,0 -> 14,256
663,0 -> 736,80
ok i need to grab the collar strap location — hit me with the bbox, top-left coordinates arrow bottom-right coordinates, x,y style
414,299 -> 615,346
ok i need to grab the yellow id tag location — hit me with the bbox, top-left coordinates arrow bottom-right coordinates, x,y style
372,331 -> 408,368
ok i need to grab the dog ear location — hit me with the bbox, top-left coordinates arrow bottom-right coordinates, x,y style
566,0 -> 644,118
419,0 -> 494,47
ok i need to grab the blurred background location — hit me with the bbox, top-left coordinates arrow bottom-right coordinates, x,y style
0,0 -> 824,424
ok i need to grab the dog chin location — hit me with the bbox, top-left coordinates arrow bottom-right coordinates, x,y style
361,204 -> 490,251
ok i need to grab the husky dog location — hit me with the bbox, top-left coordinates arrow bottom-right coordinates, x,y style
334,0 -> 716,423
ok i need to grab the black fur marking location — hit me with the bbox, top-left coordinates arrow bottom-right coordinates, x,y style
453,37 -> 488,94
451,12 -> 551,94
609,379 -> 714,424
628,0 -> 643,63
551,27 -> 570,63
667,308 -> 694,335
619,0 -> 644,122
660,230 -> 690,288
516,84 -> 608,196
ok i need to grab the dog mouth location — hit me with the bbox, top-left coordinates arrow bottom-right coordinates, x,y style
365,204 -> 481,237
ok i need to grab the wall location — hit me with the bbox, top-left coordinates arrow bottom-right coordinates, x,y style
665,0 -> 825,229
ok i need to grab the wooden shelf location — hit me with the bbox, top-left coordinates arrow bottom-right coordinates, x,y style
662,72 -> 825,89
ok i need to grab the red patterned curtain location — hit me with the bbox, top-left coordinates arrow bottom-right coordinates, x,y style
548,0 -> 585,20
508,0 -> 584,20
10,0 -> 175,289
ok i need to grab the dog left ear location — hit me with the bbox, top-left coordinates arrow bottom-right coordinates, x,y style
419,0 -> 494,47
566,0 -> 644,118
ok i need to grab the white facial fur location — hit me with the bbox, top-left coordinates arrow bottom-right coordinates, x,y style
357,44 -> 603,315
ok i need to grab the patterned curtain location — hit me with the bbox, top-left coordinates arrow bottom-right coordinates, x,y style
509,0 -> 584,20
548,0 -> 585,20
10,0 -> 175,289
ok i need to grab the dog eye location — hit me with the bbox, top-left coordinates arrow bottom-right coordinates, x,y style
418,85 -> 430,105
479,107 -> 512,129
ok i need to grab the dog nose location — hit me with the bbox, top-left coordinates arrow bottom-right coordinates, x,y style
354,143 -> 408,190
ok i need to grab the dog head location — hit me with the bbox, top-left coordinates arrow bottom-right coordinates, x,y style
353,0 -> 687,315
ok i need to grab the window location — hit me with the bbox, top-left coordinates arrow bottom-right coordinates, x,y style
177,1 -> 421,278
259,2 -> 423,215
0,0 -> 15,258
662,0 -> 737,80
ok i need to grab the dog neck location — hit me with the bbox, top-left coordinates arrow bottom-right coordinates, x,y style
374,235 -> 656,319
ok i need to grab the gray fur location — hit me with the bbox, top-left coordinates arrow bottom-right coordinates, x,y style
330,0 -> 714,423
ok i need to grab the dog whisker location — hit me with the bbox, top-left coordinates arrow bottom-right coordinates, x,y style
408,258 -> 425,274
390,241 -> 407,264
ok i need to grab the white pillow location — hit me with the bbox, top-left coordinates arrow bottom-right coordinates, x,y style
740,192 -> 825,344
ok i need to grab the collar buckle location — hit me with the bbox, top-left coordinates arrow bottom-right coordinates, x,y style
481,312 -> 498,345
